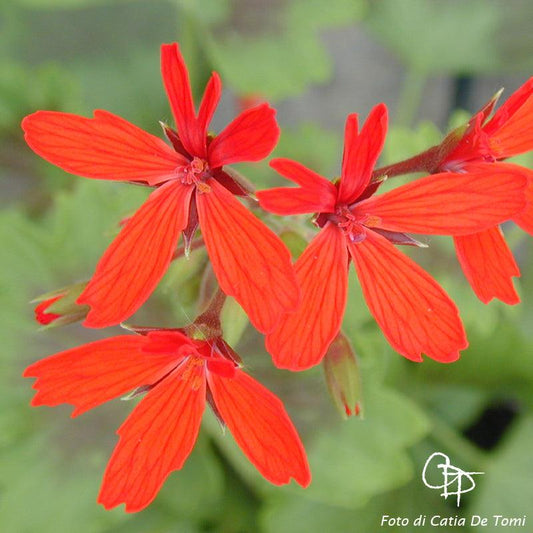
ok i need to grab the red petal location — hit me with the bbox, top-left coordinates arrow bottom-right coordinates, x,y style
142,330 -> 197,354
22,110 -> 185,185
257,158 -> 337,215
266,224 -> 348,370
338,104 -> 388,205
34,296 -> 62,325
348,230 -> 467,362
23,336 -> 178,417
513,168 -> 533,235
197,72 -> 222,139
207,368 -> 310,487
356,167 -> 527,235
78,181 -> 193,328
98,358 -> 206,512
208,104 -> 280,168
196,179 -> 299,333
161,42 -> 205,158
454,227 -> 520,305
485,78 -> 533,158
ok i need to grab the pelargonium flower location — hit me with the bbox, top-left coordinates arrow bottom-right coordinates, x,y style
22,43 -> 298,332
24,329 -> 311,512
430,79 -> 533,304
257,104 -> 527,370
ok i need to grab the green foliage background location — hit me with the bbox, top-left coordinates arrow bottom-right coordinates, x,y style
1,1 -> 532,532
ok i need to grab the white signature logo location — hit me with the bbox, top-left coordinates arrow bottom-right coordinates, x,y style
422,452 -> 484,507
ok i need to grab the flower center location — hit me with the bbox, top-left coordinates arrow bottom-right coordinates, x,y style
178,356 -> 204,390
329,205 -> 366,243
177,157 -> 209,186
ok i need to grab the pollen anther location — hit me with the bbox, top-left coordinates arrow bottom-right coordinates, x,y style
178,157 -> 209,185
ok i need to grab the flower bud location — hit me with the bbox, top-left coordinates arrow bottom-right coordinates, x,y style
323,332 -> 363,419
33,282 -> 89,327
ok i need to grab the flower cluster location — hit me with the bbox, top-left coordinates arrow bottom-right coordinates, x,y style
22,43 -> 532,512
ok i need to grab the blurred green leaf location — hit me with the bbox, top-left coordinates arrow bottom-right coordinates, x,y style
162,248 -> 208,296
220,296 -> 249,347
176,0 -> 230,25
415,320 -> 533,406
300,384 -> 430,507
209,33 -> 331,101
366,0 -> 501,74
470,416 -> 533,531
154,435 -> 225,522
0,61 -> 80,136
0,437 -> 126,533
286,0 -> 366,31
261,463 -> 456,533
492,0 -> 533,72
238,122 -> 341,195
14,0 -> 124,8
383,121 -> 442,167
207,0 -> 366,100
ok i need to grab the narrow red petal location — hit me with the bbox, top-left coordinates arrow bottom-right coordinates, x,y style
22,110 -> 184,185
23,336 -> 178,417
266,224 -> 348,370
207,368 -> 310,487
196,179 -> 299,333
78,181 -> 193,328
142,330 -> 197,354
98,358 -> 206,512
197,72 -> 222,140
454,227 -> 520,305
356,167 -> 527,235
269,158 -> 336,190
161,42 -> 204,157
256,187 -> 335,216
513,168 -> 533,235
348,230 -> 467,362
208,104 -> 280,168
485,78 -> 533,158
257,158 -> 337,215
338,104 -> 388,204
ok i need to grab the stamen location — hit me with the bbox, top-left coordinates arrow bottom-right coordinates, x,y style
177,157 -> 209,186
332,204 -> 366,242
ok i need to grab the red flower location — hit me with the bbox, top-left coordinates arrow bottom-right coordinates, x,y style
24,330 -> 310,512
22,43 -> 298,332
257,104 -> 527,370
435,79 -> 533,304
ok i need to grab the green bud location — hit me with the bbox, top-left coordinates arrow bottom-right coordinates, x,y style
323,332 -> 363,419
